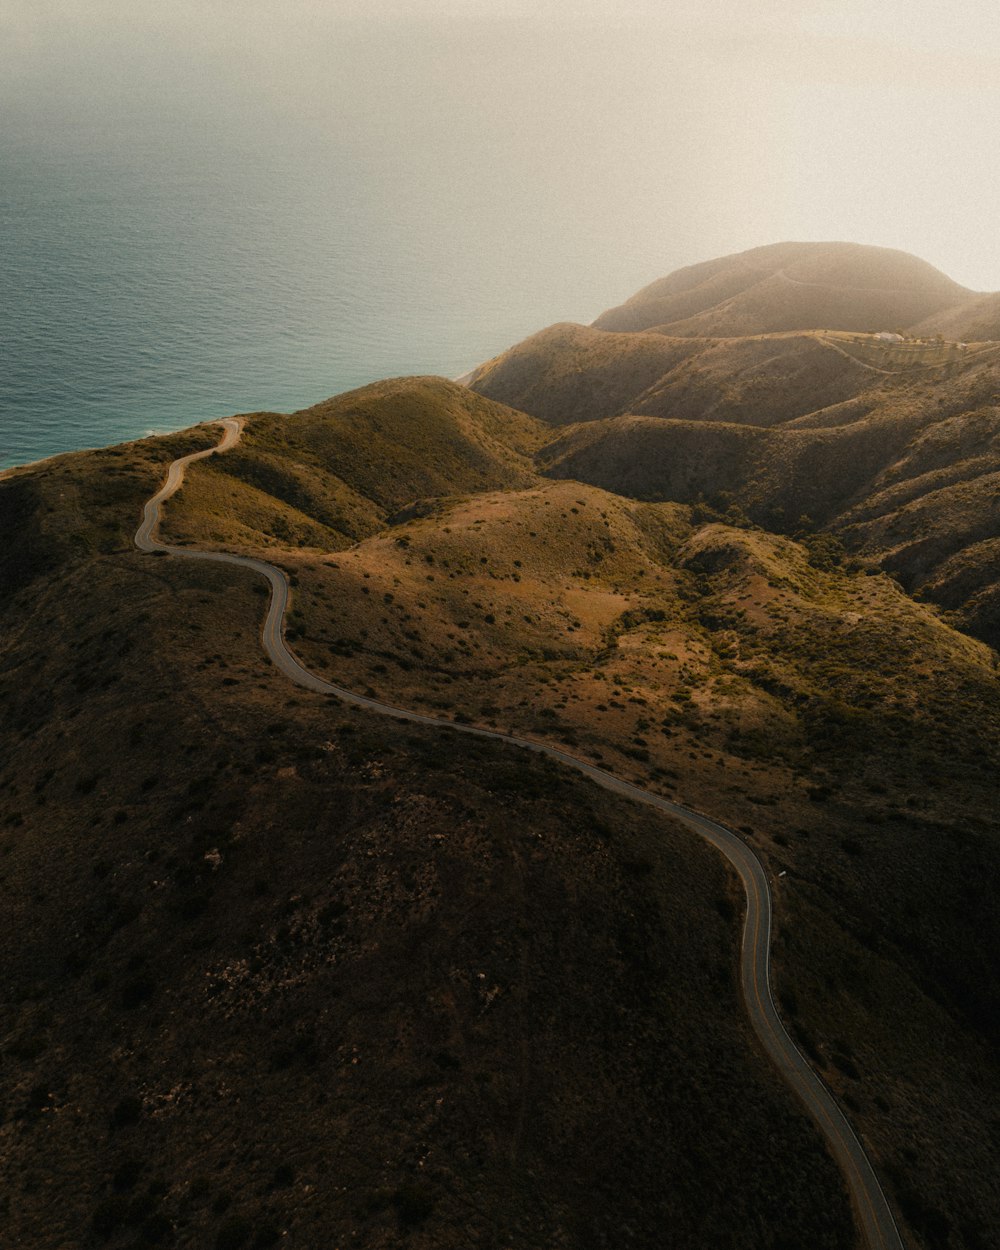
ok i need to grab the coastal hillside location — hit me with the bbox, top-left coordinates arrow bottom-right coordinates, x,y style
2,243 -> 999,1250
467,256 -> 1000,651
467,322 -> 879,427
535,367 -> 1000,650
158,377 -> 547,555
156,369 -> 1000,1250
592,241 -> 971,336
0,433 -> 853,1250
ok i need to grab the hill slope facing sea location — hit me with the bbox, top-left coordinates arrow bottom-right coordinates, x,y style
2,243 -> 999,1250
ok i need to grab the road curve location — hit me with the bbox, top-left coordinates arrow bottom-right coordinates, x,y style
136,421 -> 904,1250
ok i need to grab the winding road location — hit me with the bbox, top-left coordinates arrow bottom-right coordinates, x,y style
137,419 -> 904,1250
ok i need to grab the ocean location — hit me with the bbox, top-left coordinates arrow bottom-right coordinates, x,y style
0,118 -> 663,471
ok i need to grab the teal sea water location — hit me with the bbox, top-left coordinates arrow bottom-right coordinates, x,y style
1,128 -> 653,470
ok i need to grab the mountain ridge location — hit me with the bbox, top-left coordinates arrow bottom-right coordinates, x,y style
466,245 -> 1000,652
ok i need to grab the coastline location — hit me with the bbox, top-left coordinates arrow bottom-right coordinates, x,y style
0,424 -> 219,481
1,369 -> 487,480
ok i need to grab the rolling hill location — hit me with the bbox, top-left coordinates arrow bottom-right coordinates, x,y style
0,426 -> 855,1250
592,241 -> 972,336
2,241 -> 1000,1250
910,290 -> 1000,342
468,252 -> 1000,652
158,377 -> 547,555
467,321 -> 880,427
155,364 -> 1000,1249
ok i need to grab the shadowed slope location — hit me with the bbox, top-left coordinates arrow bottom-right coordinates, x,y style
0,430 -> 210,597
537,412 -> 905,527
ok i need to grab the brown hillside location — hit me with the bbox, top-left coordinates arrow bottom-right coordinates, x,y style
627,334 -> 878,426
538,411 -> 919,530
466,323 -> 704,424
268,375 -> 545,511
594,242 -> 970,337
463,269 -> 1000,652
534,351 -> 1000,649
158,377 -> 548,555
5,239 -> 1000,1250
0,429 -> 211,597
0,438 -> 859,1250
162,429 -> 1000,1250
909,291 -> 1000,342
469,322 -> 879,428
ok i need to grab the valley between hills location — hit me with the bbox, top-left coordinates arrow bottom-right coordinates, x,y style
1,241 -> 998,1250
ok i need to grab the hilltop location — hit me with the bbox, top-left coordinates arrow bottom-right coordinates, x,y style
158,377 -> 547,555
592,241 -> 971,336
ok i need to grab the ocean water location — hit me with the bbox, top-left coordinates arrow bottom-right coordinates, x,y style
0,11 -> 722,471
0,127 -> 656,470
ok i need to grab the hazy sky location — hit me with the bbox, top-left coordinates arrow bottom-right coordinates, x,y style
4,0 -> 1000,292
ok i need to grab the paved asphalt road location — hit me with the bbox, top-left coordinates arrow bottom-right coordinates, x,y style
137,420 -> 905,1250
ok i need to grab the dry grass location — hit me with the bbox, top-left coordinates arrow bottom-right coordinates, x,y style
0,448 -> 855,1249
4,242 -> 1000,1247
162,403 -> 1000,1248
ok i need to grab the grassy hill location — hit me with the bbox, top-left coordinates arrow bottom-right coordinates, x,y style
593,242 -> 970,337
469,322 -> 880,427
0,430 -> 209,599
536,403 -> 939,534
0,435 -> 856,1250
157,395 -> 1000,1249
467,279 -> 1000,654
465,322 -> 704,424
159,377 -> 547,555
4,241 -> 1000,1250
533,355 -> 1000,650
